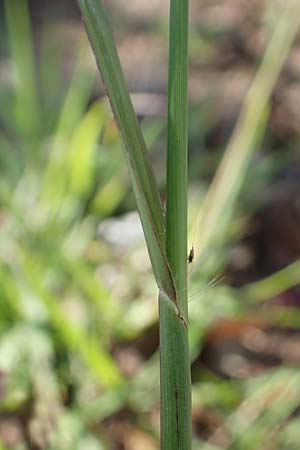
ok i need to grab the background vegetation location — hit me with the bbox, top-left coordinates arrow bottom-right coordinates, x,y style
1,0 -> 300,449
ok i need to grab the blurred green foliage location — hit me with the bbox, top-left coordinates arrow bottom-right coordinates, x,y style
1,0 -> 300,449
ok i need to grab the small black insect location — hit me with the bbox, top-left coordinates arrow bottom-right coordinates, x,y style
188,246 -> 194,264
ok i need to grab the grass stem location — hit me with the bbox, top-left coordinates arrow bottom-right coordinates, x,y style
160,0 -> 192,448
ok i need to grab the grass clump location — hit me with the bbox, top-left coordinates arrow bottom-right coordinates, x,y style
1,0 -> 300,448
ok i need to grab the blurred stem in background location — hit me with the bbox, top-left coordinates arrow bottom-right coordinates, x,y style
4,0 -> 41,152
193,1 -> 300,268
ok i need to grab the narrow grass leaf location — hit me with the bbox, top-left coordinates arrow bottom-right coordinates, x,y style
41,48 -> 95,210
4,0 -> 41,143
20,253 -> 122,388
67,100 -> 110,197
241,259 -> 300,303
54,46 -> 95,141
77,0 -> 177,302
194,1 -> 300,262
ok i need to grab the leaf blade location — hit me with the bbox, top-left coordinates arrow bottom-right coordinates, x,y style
77,0 -> 177,301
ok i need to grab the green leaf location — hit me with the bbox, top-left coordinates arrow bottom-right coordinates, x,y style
194,1 -> 300,262
20,252 -> 122,388
4,0 -> 41,144
77,0 -> 177,303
